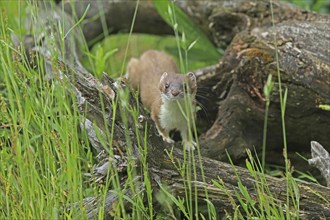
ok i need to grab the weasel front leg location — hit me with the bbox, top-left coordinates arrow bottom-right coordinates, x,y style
155,123 -> 174,144
151,109 -> 174,144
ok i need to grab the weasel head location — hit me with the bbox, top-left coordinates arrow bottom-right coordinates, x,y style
159,72 -> 197,102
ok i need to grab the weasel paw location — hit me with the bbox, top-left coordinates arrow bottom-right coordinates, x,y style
163,136 -> 175,144
183,141 -> 196,151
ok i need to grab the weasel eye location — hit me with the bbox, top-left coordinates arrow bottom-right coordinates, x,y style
165,83 -> 169,89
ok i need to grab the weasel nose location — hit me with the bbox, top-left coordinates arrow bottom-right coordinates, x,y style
171,90 -> 180,97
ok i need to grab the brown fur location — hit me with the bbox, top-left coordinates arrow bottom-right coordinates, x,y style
127,50 -> 197,148
127,50 -> 178,114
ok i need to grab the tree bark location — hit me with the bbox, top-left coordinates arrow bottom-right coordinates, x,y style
15,0 -> 330,219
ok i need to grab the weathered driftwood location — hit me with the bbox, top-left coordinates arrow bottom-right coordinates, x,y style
16,0 -> 330,219
308,141 -> 330,187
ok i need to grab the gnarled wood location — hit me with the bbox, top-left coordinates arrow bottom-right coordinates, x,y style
199,18 -> 330,163
309,141 -> 330,187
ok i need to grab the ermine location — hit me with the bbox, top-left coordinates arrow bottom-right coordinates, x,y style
127,50 -> 197,151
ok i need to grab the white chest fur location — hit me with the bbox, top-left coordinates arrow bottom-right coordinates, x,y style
159,98 -> 194,131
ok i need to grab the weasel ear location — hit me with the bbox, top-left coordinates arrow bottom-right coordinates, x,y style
186,72 -> 196,83
160,72 -> 168,82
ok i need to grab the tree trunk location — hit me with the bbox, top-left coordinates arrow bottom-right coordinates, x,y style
15,0 -> 330,219
198,17 -> 330,162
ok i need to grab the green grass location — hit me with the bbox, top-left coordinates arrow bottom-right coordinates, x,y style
0,0 -> 328,219
0,1 -> 100,219
285,0 -> 330,14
